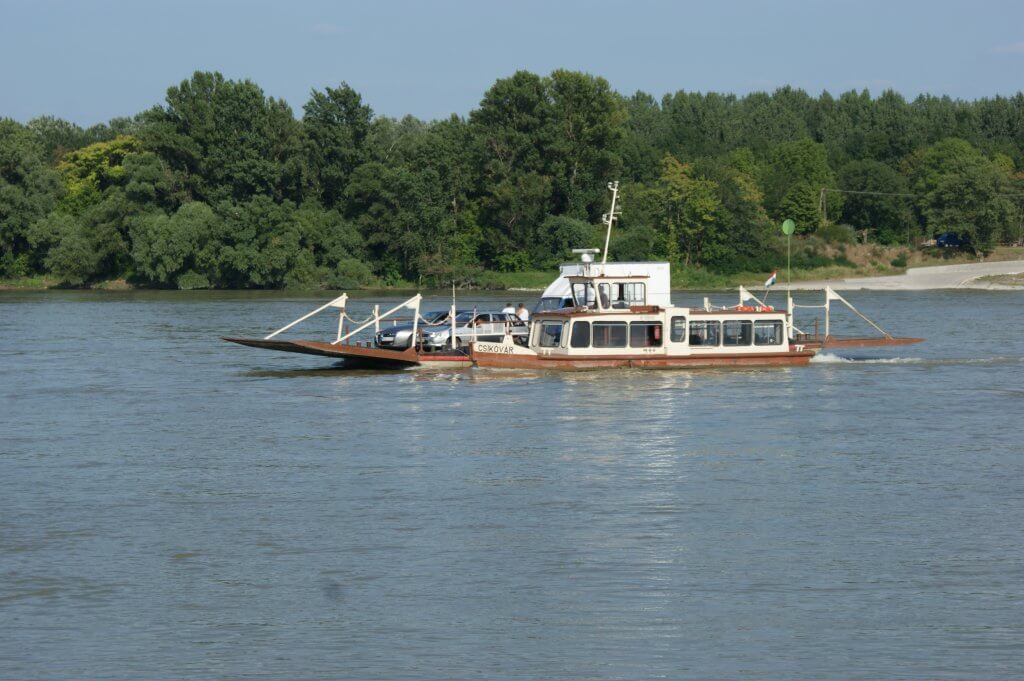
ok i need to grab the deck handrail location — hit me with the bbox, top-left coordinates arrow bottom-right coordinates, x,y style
261,292 -> 425,345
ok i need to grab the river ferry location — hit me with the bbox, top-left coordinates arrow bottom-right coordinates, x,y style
224,181 -> 921,369
471,273 -> 813,370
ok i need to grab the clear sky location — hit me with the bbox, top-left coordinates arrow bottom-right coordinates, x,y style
2,0 -> 1023,126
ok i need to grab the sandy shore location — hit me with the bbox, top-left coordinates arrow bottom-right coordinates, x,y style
787,259 -> 1024,291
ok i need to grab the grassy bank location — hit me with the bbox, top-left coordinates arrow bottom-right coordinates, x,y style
6,246 -> 1024,293
0,275 -> 61,290
975,273 -> 1024,287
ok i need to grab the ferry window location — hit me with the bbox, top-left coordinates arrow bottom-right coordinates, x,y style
689,320 -> 721,346
538,321 -> 564,348
629,322 -> 662,347
723,320 -> 753,346
754,320 -> 784,345
570,321 -> 591,348
592,321 -> 627,348
619,283 -> 646,306
670,316 -> 687,342
572,282 -> 595,308
535,297 -> 570,313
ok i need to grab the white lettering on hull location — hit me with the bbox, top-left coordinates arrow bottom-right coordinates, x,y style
474,343 -> 515,355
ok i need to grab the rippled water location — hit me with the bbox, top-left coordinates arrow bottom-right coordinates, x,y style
2,289 -> 1022,680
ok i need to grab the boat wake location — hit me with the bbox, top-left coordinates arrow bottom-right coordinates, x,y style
811,353 -> 1024,366
811,353 -> 923,365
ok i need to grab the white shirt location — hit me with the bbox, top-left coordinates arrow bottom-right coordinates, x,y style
501,306 -> 515,314
516,308 -> 530,321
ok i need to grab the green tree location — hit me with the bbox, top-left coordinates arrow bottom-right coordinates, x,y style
141,71 -> 304,203
303,83 -> 373,209
620,91 -> 669,182
0,119 -> 63,276
763,139 -> 840,231
546,70 -> 625,218
130,202 -> 222,288
838,159 -> 913,243
27,212 -> 100,284
57,135 -> 143,213
905,138 -> 1016,250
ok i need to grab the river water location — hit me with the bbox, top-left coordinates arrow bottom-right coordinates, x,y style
1,289 -> 1022,680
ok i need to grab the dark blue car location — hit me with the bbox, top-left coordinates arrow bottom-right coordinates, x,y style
935,232 -> 969,249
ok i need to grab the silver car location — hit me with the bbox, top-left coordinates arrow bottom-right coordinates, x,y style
375,310 -> 463,349
420,312 -> 528,350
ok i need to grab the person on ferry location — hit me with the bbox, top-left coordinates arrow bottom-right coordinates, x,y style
516,303 -> 530,321
501,302 -> 515,314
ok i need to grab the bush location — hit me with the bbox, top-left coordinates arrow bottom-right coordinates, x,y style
611,225 -> 661,262
890,253 -> 908,268
46,226 -> 101,285
176,270 -> 210,290
494,251 -> 532,272
815,223 -> 856,244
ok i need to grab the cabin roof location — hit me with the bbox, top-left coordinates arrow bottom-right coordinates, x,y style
566,274 -> 650,280
690,309 -> 786,316
533,307 -> 789,319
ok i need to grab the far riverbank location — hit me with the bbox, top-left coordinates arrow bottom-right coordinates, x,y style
5,250 -> 1024,293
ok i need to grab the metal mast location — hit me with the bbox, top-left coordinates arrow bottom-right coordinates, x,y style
600,181 -> 621,266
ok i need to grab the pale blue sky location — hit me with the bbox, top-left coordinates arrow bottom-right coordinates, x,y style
2,0 -> 1023,126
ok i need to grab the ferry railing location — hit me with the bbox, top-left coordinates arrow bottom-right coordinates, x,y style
787,287 -> 892,340
705,286 -> 893,343
262,294 -> 530,352
262,293 -> 425,345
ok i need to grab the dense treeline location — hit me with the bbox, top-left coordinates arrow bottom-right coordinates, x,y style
2,70 -> 1023,288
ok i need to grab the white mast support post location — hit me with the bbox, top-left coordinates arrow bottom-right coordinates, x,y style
600,181 -> 621,267
373,305 -> 380,335
787,292 -> 794,339
450,302 -> 457,350
265,294 -> 347,340
786,293 -> 807,338
824,290 -> 830,339
333,294 -> 422,345
411,296 -> 420,351
336,311 -> 345,343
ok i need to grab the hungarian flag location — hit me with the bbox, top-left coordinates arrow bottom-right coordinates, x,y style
764,271 -> 777,288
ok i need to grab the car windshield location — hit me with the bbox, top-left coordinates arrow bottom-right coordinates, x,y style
454,312 -> 476,324
424,310 -> 449,324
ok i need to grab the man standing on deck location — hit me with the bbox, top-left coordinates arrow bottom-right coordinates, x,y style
516,303 -> 530,321
501,302 -> 515,314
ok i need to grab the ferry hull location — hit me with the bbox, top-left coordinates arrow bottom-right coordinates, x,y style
471,349 -> 815,370
222,338 -> 472,369
805,336 -> 925,350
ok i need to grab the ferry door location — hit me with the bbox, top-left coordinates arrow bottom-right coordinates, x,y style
668,315 -> 689,353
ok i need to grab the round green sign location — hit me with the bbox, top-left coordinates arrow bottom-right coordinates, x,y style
781,219 -> 796,235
